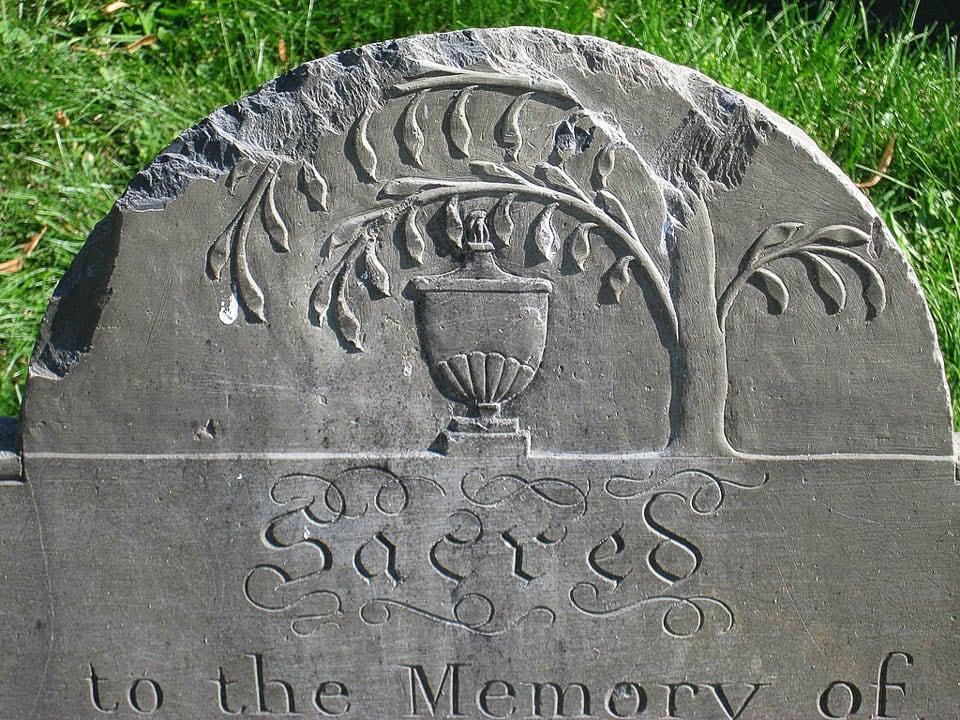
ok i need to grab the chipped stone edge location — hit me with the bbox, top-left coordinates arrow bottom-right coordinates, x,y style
0,416 -> 22,482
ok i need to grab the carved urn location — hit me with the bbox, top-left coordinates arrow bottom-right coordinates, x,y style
412,209 -> 552,453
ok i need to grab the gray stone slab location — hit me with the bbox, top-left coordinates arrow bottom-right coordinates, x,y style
2,27 -> 957,718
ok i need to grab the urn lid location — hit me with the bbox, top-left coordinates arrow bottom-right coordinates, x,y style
411,208 -> 553,294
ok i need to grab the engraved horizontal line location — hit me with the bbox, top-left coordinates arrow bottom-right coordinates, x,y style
21,450 -> 957,463
530,450 -> 956,463
731,451 -> 956,463
26,451 -> 439,462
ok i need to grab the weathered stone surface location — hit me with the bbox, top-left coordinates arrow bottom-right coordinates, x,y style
1,28 -> 957,718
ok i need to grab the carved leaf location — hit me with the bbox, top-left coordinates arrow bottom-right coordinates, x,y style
325,224 -> 362,256
263,172 -> 290,252
498,92 -> 533,161
491,193 -> 517,247
352,107 -> 377,182
310,272 -> 335,327
808,245 -> 887,320
862,267 -> 887,319
363,242 -> 391,297
403,207 -> 425,265
535,162 -> 591,203
226,156 -> 256,195
868,218 -> 883,259
745,221 -> 805,266
444,196 -> 463,250
533,203 -> 560,262
300,161 -> 329,211
235,241 -> 267,323
449,85 -> 476,156
400,90 -> 427,168
593,144 -> 616,189
314,242 -> 364,326
568,223 -> 596,272
220,165 -> 276,322
597,189 -> 639,241
806,224 -> 870,248
469,161 -> 526,184
748,267 -> 790,315
207,215 -> 237,280
334,266 -> 364,351
607,255 -> 634,303
801,251 -> 847,314
379,176 -> 451,198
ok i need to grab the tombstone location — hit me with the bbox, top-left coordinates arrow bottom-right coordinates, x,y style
0,27 -> 956,719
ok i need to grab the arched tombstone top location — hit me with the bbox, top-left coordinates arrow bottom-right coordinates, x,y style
23,27 -> 951,457
4,29 -> 959,718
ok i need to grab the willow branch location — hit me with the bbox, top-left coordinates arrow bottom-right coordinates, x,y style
329,176 -> 678,341
390,66 -> 581,106
718,237 -> 881,329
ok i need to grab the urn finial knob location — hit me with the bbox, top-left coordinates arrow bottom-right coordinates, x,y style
464,208 -> 494,253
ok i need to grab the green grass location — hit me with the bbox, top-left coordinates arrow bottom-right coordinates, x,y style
1,0 -> 958,423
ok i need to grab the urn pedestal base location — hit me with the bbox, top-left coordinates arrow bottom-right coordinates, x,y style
438,415 -> 530,457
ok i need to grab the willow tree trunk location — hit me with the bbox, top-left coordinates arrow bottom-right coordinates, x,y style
665,192 -> 734,456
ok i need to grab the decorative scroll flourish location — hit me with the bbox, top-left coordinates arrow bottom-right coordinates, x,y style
614,470 -> 767,585
604,468 -> 768,507
246,465 -> 767,640
243,468 -> 444,636
680,469 -> 770,514
569,582 -> 733,639
359,594 -> 556,637
585,468 -> 769,636
243,566 -> 343,637
604,471 -> 669,499
460,468 -> 588,517
266,467 -> 444,524
269,472 -> 346,523
643,491 -> 703,585
718,221 -> 886,329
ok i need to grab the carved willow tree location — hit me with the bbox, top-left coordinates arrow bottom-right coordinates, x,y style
208,63 -> 886,456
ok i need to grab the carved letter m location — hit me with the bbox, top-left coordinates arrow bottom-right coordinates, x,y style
403,663 -> 465,717
529,682 -> 592,718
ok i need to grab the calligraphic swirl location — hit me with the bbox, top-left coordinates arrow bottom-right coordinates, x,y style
569,581 -> 733,639
360,594 -> 556,637
461,469 -> 588,517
